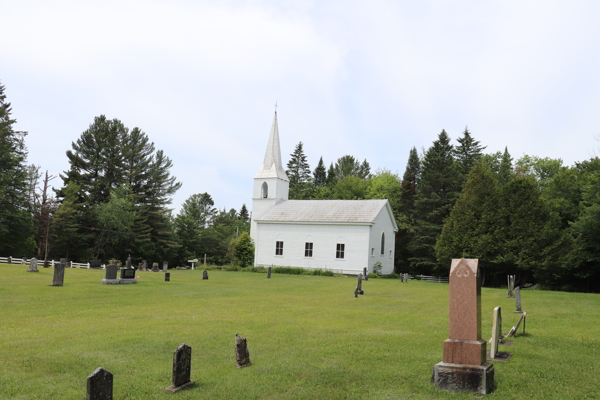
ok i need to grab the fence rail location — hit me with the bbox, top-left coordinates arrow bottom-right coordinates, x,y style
401,273 -> 448,283
0,256 -> 105,269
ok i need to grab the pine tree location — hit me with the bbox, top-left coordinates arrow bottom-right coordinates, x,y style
0,81 -> 35,255
395,147 -> 421,272
408,130 -> 459,275
454,127 -> 486,184
313,157 -> 327,187
326,163 -> 336,186
286,142 -> 311,186
239,204 -> 249,222
498,147 -> 513,186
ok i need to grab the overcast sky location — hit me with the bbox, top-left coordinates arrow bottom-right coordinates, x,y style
3,0 -> 600,213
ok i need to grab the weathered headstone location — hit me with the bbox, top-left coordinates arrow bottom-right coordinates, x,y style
363,267 -> 368,280
126,255 -> 132,268
50,259 -> 66,287
488,306 -> 511,362
204,254 -> 207,266
165,343 -> 195,393
163,261 -> 168,272
152,262 -> 159,272
87,367 -> 113,400
355,273 -> 364,296
164,272 -> 170,282
507,312 -> 527,337
142,260 -> 148,271
203,270 -> 208,280
28,257 -> 39,272
507,275 -> 515,298
267,266 -> 272,279
235,334 -> 252,368
515,286 -> 523,313
21,257 -> 27,265
432,259 -> 494,394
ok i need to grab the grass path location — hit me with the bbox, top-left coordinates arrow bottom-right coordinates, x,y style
0,264 -> 599,399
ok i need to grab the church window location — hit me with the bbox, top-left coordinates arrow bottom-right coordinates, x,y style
275,241 -> 283,256
336,243 -> 345,259
389,250 -> 393,259
261,182 -> 268,198
305,242 -> 313,257
380,232 -> 385,255
371,248 -> 374,257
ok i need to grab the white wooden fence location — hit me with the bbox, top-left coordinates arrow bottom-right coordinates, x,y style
401,273 -> 449,283
0,256 -> 105,269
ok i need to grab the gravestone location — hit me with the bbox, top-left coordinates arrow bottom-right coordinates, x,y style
164,272 -> 170,282
103,265 -> 118,284
50,259 -> 66,287
267,266 -> 272,279
87,367 -> 113,400
22,257 -> 27,265
7,256 -> 11,264
432,259 -> 494,394
152,262 -> 159,272
235,334 -> 252,368
126,255 -> 132,268
163,261 -> 168,272
507,312 -> 527,337
28,257 -> 39,272
203,270 -> 208,280
142,260 -> 148,271
363,267 -> 368,280
164,343 -> 195,393
507,275 -> 515,298
90,260 -> 101,269
355,273 -> 364,297
515,286 -> 523,313
488,306 -> 511,362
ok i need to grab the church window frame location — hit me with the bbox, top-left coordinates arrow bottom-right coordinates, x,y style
305,242 -> 313,258
380,232 -> 385,255
275,241 -> 284,256
336,243 -> 345,259
371,248 -> 375,257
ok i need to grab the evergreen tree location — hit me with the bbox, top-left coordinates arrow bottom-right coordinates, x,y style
358,159 -> 371,179
334,155 -> 361,180
313,157 -> 327,187
395,147 -> 421,272
239,204 -> 249,222
0,82 -> 35,255
286,142 -> 311,186
454,127 -> 486,184
235,231 -> 254,267
498,147 -> 513,186
408,130 -> 459,275
326,163 -> 336,186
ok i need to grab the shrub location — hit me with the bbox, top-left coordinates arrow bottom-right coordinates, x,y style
373,262 -> 383,275
235,232 -> 255,268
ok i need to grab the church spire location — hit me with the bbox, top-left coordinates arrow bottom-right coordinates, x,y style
256,110 -> 288,181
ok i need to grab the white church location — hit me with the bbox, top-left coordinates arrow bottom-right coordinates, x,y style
250,111 -> 398,275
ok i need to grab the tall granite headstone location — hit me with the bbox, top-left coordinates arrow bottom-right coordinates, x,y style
165,343 -> 195,393
28,257 -> 39,272
87,367 -> 113,400
515,286 -> 523,313
267,266 -> 272,279
432,259 -> 494,394
507,275 -> 515,298
51,258 -> 66,287
235,334 -> 252,368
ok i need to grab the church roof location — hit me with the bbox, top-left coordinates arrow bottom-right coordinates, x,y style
254,199 -> 397,229
255,111 -> 289,181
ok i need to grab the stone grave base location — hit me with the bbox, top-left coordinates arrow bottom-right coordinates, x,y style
27,270 -> 39,272
102,278 -> 137,285
165,380 -> 195,394
487,350 -> 512,362
432,362 -> 494,395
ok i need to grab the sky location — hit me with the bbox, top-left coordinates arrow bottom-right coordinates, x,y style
2,0 -> 600,213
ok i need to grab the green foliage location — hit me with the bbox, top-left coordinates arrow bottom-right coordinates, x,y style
331,176 -> 369,199
287,141 -> 312,199
313,156 -> 327,187
373,261 -> 383,275
271,266 -> 334,276
234,232 -> 254,267
453,127 -> 486,185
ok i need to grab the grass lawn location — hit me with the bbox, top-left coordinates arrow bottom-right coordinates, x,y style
1,264 -> 599,399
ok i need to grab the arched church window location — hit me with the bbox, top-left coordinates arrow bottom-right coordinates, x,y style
381,232 -> 385,255
261,182 -> 268,198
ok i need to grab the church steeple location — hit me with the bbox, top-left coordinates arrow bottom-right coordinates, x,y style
256,111 -> 289,181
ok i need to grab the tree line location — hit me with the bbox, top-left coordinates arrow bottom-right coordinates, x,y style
1,81 -> 599,291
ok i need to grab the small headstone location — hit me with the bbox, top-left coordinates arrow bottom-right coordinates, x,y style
90,260 -> 101,269
51,259 -> 66,287
163,261 -> 168,272
487,306 -> 511,362
203,270 -> 208,280
152,263 -> 159,272
28,257 -> 39,272
267,266 -> 272,279
164,272 -> 170,282
22,257 -> 27,265
363,267 -> 368,280
355,273 -> 364,296
515,286 -> 523,313
87,367 -> 113,400
508,311 -> 527,337
142,260 -> 148,271
507,275 -> 515,298
126,255 -> 132,268
165,343 -> 195,393
7,256 -> 11,264
235,334 -> 252,368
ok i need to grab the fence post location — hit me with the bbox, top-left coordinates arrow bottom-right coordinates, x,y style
87,262 -> 90,269
51,260 -> 54,267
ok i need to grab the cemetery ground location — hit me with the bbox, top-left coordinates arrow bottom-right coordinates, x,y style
1,265 -> 599,400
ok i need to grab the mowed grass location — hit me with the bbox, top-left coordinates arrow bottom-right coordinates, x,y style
0,265 -> 599,400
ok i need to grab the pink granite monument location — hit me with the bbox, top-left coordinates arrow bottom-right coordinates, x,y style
432,259 -> 495,394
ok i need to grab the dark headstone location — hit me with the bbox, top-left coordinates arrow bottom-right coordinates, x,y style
165,343 -> 195,393
152,262 -> 159,272
120,268 -> 136,279
90,260 -> 101,269
267,266 -> 272,279
7,256 -> 11,264
203,270 -> 208,280
87,367 -> 113,400
28,257 -> 39,272
355,273 -> 364,296
163,261 -> 168,272
51,259 -> 66,286
515,286 -> 523,313
235,334 -> 252,368
363,267 -> 368,280
165,272 -> 170,282
126,255 -> 132,268
105,265 -> 118,280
